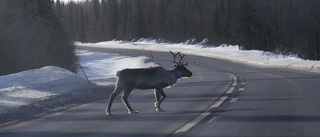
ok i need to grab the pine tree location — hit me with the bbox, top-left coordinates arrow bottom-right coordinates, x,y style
78,7 -> 87,42
237,0 -> 260,50
55,0 -> 318,60
105,0 -> 118,40
0,0 -> 75,75
301,0 -> 320,60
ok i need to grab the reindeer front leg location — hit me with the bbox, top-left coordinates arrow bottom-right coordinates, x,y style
122,89 -> 138,114
154,88 -> 166,112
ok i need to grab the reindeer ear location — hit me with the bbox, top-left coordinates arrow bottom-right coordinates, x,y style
175,64 -> 182,68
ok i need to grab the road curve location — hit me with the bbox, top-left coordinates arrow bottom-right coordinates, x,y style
1,47 -> 320,137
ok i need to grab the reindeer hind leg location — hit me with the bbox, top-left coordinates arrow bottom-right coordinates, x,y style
105,86 -> 123,115
154,89 -> 161,108
155,88 -> 166,112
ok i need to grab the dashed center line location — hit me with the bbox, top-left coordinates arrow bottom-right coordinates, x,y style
174,112 -> 211,133
226,87 -> 236,94
174,71 -> 240,134
207,116 -> 222,123
231,81 -> 237,87
175,95 -> 229,134
230,98 -> 238,102
206,96 -> 228,111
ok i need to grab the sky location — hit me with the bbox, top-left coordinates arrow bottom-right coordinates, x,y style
55,0 -> 86,3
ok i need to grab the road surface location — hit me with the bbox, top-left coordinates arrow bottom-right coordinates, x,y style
1,47 -> 320,137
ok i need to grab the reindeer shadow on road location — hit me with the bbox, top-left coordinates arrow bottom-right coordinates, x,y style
174,80 -> 231,87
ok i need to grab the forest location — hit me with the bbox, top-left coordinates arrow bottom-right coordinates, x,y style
0,0 -> 319,75
0,0 -> 76,75
57,0 -> 320,60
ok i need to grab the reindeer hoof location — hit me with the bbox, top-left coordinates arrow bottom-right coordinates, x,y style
105,109 -> 113,116
154,102 -> 159,108
128,110 -> 138,114
156,107 -> 165,112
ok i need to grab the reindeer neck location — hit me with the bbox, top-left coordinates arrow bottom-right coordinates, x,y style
164,69 -> 178,86
172,69 -> 180,79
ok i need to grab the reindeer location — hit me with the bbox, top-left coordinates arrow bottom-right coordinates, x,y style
105,51 -> 192,115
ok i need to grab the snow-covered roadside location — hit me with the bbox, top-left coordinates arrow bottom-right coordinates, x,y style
76,50 -> 156,86
0,66 -> 98,124
77,40 -> 320,73
0,51 -> 154,124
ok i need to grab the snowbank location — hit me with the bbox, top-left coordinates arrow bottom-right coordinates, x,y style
76,50 -> 157,85
77,40 -> 320,73
0,66 -> 97,123
0,66 -> 86,108
0,51 -> 155,124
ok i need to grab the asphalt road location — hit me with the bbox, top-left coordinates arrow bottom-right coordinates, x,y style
1,47 -> 320,137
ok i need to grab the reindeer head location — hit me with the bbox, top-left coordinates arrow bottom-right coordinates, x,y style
170,51 -> 193,78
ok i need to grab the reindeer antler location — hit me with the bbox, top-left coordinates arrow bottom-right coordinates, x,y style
170,51 -> 181,64
170,51 -> 188,65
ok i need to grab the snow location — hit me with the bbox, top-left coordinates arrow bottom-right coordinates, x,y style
77,40 -> 320,73
0,66 -> 93,122
1,39 -> 320,123
0,66 -> 73,108
0,50 -> 155,123
54,0 -> 85,3
76,50 -> 157,85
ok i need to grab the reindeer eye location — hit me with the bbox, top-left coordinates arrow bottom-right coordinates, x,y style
179,64 -> 184,69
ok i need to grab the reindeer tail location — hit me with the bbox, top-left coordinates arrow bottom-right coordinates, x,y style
116,71 -> 121,77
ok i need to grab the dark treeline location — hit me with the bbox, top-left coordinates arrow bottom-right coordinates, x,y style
59,0 -> 320,60
0,0 -> 76,75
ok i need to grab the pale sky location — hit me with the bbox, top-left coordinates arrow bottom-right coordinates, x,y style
55,0 -> 86,3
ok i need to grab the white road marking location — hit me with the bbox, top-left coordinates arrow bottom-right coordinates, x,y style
206,96 -> 228,111
232,76 -> 237,84
207,116 -> 222,123
231,81 -> 237,87
174,112 -> 211,133
175,73 -> 238,133
230,98 -> 238,102
174,95 -> 229,134
226,87 -> 235,94
229,73 -> 237,87
241,82 -> 246,85
239,88 -> 245,91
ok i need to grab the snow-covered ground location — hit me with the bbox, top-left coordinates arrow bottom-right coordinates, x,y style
76,39 -> 320,73
78,39 -> 320,73
1,39 -> 320,124
0,50 -> 154,124
76,50 -> 156,85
